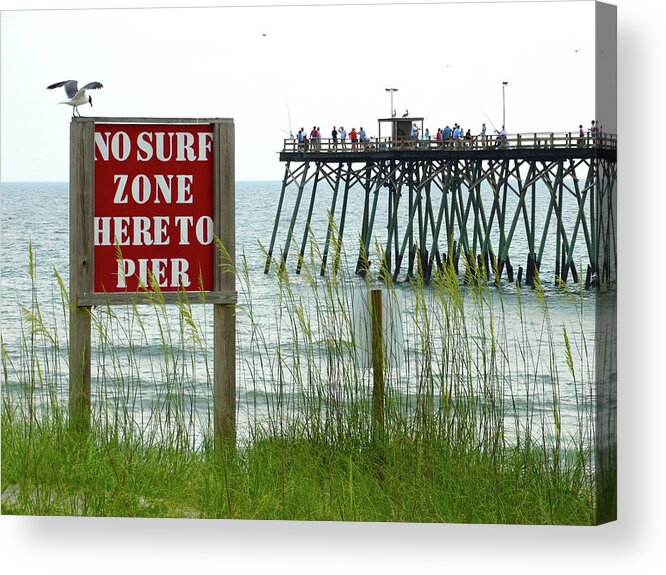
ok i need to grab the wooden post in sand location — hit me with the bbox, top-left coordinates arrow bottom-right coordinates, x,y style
371,289 -> 385,440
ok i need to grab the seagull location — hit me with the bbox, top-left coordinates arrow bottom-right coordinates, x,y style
47,80 -> 103,116
402,109 -> 409,117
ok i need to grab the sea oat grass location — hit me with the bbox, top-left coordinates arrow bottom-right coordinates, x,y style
2,244 -> 596,523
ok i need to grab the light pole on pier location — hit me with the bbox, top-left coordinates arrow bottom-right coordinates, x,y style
385,88 -> 398,117
502,81 -> 508,128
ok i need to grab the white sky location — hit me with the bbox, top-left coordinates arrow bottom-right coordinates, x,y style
1,0 -> 595,181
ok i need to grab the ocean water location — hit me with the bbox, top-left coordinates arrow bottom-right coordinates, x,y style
1,180 -> 604,445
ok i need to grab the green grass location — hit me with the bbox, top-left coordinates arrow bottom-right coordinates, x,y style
1,241 -> 599,524
1,417 -> 593,523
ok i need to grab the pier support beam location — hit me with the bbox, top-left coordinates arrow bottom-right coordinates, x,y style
267,149 -> 616,289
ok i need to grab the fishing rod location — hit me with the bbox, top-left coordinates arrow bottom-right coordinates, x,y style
284,95 -> 293,138
480,107 -> 500,133
424,100 -> 440,122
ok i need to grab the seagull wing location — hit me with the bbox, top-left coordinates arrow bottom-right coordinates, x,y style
81,82 -> 103,91
47,80 -> 79,98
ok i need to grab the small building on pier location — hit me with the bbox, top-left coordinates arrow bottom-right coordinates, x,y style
377,116 -> 424,143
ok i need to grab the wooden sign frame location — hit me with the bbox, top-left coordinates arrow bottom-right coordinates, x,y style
69,117 -> 236,445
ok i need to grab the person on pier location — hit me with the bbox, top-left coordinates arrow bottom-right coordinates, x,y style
349,127 -> 358,150
452,124 -> 461,148
339,126 -> 347,149
494,125 -> 508,148
310,126 -> 318,151
331,126 -> 338,150
443,125 -> 452,145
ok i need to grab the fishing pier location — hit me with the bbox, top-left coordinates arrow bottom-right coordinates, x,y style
264,118 -> 617,288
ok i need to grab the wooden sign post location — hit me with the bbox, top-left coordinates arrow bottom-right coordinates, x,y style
69,117 -> 236,446
371,289 -> 385,441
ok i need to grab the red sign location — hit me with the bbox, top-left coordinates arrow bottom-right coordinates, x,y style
93,123 -> 214,293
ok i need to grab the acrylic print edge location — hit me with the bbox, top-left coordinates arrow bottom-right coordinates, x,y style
594,0 -> 617,525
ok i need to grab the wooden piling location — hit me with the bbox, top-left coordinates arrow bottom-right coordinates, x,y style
280,162 -> 311,270
571,261 -> 579,284
296,162 -> 321,274
264,163 -> 291,273
320,164 -> 343,276
333,165 -> 353,274
526,253 -> 536,288
371,289 -> 385,441
561,241 -> 567,282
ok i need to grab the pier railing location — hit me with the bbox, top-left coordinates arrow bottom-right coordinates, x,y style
282,132 -> 617,154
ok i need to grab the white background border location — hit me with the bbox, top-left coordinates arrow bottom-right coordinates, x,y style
1,1 -> 663,573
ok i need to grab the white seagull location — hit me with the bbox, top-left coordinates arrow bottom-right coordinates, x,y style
47,80 -> 103,116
